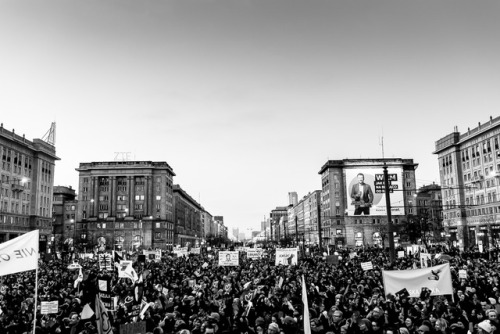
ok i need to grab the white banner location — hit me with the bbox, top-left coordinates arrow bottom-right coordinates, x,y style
0,230 -> 39,276
382,263 -> 453,298
275,248 -> 298,266
118,260 -> 138,282
218,251 -> 239,266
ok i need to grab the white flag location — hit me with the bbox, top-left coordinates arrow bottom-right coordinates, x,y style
95,295 -> 112,334
80,304 -> 94,319
382,263 -> 453,298
0,230 -> 39,276
301,275 -> 311,334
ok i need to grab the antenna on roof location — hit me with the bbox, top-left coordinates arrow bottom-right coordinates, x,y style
41,122 -> 56,146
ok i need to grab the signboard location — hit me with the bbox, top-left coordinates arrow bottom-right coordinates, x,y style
97,277 -> 113,310
275,248 -> 298,266
142,250 -> 161,262
345,167 -> 404,216
41,301 -> 58,314
246,249 -> 263,260
361,261 -> 374,271
98,253 -> 112,271
218,251 -> 239,266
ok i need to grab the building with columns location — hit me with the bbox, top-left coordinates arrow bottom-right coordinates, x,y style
0,124 -> 58,246
75,161 -> 175,251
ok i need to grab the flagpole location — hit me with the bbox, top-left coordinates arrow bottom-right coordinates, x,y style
32,260 -> 39,334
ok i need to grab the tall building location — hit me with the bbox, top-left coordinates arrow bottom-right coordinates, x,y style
75,161 -> 175,251
288,192 -> 298,206
270,206 -> 288,241
201,210 -> 213,243
434,116 -> 500,249
0,124 -> 59,246
173,184 -> 203,247
303,191 -> 321,244
52,185 -> 77,249
319,158 -> 418,247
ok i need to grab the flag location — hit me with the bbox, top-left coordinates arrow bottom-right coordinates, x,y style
95,295 -> 112,334
80,304 -> 94,320
113,251 -> 123,269
0,230 -> 39,276
301,275 -> 311,334
382,263 -> 453,298
74,268 -> 83,289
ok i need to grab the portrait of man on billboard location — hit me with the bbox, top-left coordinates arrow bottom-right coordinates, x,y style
350,173 -> 374,215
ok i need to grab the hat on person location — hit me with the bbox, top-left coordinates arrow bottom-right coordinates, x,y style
399,328 -> 410,334
450,322 -> 465,330
284,316 -> 296,325
478,321 -> 493,333
417,325 -> 431,333
489,298 -> 496,305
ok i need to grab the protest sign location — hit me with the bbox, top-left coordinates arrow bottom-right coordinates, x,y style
459,269 -> 467,279
218,251 -> 239,266
361,262 -> 373,271
275,248 -> 298,266
398,251 -> 405,258
41,301 -> 58,314
142,250 -> 161,262
246,249 -> 263,260
98,254 -> 112,271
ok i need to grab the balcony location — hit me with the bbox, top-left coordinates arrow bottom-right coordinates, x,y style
11,183 -> 25,192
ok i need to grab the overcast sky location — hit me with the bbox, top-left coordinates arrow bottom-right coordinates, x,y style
1,0 -> 499,233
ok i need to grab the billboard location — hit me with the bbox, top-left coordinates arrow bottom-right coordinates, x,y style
345,167 -> 404,216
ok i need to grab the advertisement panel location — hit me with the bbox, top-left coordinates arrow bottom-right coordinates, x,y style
345,167 -> 404,216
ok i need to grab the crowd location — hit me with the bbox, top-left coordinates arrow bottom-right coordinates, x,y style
0,244 -> 500,334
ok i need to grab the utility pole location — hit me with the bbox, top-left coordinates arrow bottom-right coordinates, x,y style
384,164 -> 395,263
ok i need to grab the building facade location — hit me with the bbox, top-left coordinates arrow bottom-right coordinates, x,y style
75,161 -> 175,251
201,210 -> 213,243
173,184 -> 203,247
319,158 -> 418,247
413,183 -> 443,243
270,206 -> 288,241
434,116 -> 500,249
0,124 -> 59,246
52,186 -> 77,250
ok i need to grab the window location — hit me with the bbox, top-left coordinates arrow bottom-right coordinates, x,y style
156,195 -> 161,201
135,195 -> 145,201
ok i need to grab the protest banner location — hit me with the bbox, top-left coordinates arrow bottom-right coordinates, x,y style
382,263 -> 453,298
98,276 -> 113,310
0,230 -> 39,277
40,301 -> 58,314
361,262 -> 373,271
173,248 -> 188,257
275,248 -> 298,266
218,251 -> 239,266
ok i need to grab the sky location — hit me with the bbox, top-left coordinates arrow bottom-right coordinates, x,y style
1,0 -> 500,234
